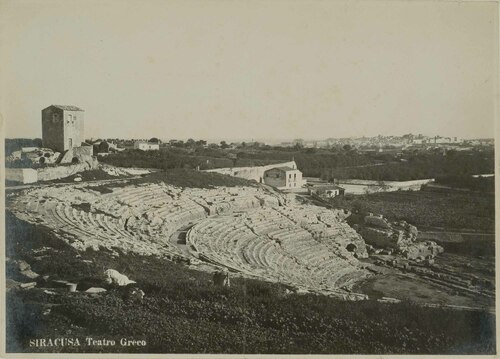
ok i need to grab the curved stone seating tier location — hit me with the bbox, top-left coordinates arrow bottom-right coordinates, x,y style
186,209 -> 369,294
10,183 -> 370,297
275,205 -> 368,258
9,185 -> 209,257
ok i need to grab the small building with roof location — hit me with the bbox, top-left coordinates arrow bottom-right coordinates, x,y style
134,141 -> 160,151
263,166 -> 304,189
307,184 -> 345,199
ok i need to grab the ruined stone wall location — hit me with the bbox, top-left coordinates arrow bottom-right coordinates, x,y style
5,168 -> 38,184
59,146 -> 94,164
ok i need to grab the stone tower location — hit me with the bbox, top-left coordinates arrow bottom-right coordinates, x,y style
41,105 -> 84,152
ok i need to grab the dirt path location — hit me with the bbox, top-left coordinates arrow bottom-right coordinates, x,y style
169,224 -> 198,259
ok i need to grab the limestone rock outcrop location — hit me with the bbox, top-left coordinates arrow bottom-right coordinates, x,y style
356,214 -> 443,260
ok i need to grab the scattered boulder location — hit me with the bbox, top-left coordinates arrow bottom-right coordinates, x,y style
104,269 -> 136,286
125,287 -> 145,303
295,288 -> 310,295
6,279 -> 21,290
7,259 -> 40,281
364,214 -> 391,229
20,282 -> 37,289
116,284 -> 145,303
85,287 -> 107,294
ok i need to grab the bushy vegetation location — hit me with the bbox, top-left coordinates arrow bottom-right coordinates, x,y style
329,150 -> 494,181
5,213 -> 496,354
434,175 -> 494,193
235,149 -> 378,177
99,146 -> 380,177
331,190 -> 495,232
99,148 -> 284,171
100,145 -> 493,181
8,137 -> 493,181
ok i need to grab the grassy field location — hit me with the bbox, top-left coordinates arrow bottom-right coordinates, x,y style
331,190 -> 495,233
5,212 -> 496,354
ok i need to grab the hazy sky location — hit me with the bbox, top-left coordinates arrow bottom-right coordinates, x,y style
1,0 -> 497,141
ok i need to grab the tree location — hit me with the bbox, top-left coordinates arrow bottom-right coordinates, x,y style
171,140 -> 185,147
220,141 -> 230,149
149,137 -> 160,143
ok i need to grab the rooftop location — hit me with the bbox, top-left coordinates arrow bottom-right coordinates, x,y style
266,166 -> 298,172
310,184 -> 344,191
49,105 -> 84,111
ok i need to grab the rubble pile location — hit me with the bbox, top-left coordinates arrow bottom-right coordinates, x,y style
356,214 -> 443,260
7,147 -> 61,165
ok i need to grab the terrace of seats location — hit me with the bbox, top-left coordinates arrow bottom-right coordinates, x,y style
10,182 -> 370,295
186,208 -> 370,294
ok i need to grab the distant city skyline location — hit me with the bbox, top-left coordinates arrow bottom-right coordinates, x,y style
5,132 -> 494,144
86,134 -> 492,145
1,1 -> 497,140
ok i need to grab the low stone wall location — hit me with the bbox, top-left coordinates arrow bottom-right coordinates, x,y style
204,161 -> 298,183
336,178 -> 434,194
37,159 -> 98,182
5,168 -> 38,184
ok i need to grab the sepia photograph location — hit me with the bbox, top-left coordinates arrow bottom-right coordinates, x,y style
1,0 -> 498,355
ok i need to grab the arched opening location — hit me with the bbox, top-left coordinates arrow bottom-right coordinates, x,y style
39,157 -> 45,164
346,243 -> 357,252
71,157 -> 79,164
